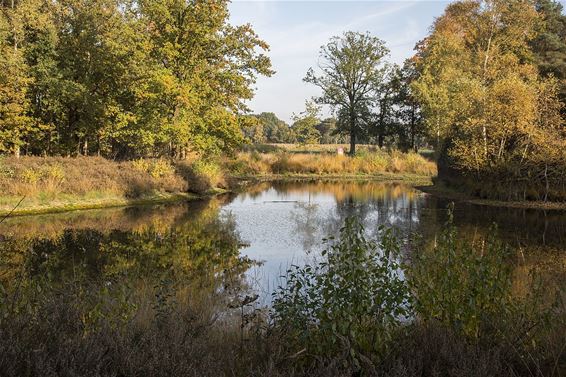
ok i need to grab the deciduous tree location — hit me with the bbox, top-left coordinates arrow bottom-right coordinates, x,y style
305,31 -> 389,155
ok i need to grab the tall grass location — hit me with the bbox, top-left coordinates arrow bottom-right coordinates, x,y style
227,150 -> 437,177
0,156 -> 187,199
0,150 -> 436,213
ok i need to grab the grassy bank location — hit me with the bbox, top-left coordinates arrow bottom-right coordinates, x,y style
226,150 -> 436,177
0,151 -> 436,216
419,183 -> 566,211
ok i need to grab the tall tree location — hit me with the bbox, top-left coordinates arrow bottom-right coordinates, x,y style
393,59 -> 424,152
304,31 -> 389,155
413,0 -> 565,200
0,0 -> 34,157
531,0 -> 566,110
138,0 -> 273,157
372,63 -> 399,148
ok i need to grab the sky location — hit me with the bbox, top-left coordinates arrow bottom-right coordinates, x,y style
228,0 -> 566,124
228,0 -> 451,123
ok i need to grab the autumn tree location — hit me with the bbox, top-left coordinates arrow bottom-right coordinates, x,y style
413,0 -> 565,200
305,31 -> 389,155
0,0 -> 36,157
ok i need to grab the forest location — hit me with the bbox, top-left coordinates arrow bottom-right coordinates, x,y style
2,0 -> 565,202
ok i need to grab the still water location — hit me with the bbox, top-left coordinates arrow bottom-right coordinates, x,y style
1,180 -> 565,304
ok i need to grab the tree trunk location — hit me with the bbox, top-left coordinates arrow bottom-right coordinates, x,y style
411,104 -> 417,153
349,113 -> 356,155
349,129 -> 356,155
14,144 -> 20,159
378,133 -> 384,149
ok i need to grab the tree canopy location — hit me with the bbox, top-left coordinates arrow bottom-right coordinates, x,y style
305,31 -> 389,154
413,0 -> 565,200
0,0 -> 273,158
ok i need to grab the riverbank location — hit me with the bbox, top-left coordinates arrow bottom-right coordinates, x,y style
0,152 -> 436,216
419,184 -> 566,211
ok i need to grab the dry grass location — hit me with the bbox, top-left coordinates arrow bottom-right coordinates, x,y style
0,151 -> 436,214
227,150 -> 437,177
0,156 -> 187,198
0,157 -> 226,213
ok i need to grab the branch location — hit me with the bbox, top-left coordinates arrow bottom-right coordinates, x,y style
0,196 -> 25,226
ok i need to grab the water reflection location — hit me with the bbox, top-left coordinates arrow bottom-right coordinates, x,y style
0,198 -> 254,317
1,180 -> 565,306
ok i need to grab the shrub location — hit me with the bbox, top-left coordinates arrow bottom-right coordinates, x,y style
405,204 -> 559,361
272,218 -> 411,371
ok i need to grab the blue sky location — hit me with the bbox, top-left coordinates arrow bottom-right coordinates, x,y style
229,0 -> 565,124
228,1 -> 450,123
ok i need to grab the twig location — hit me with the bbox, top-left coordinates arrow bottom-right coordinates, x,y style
0,196 -> 25,226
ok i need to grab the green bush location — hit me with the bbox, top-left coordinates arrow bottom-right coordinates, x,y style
272,218 -> 411,371
405,205 -> 556,348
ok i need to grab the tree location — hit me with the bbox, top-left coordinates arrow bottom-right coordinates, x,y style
315,117 -> 345,144
305,31 -> 389,155
0,0 -> 273,158
372,63 -> 399,148
0,0 -> 35,157
254,112 -> 293,143
413,0 -> 565,200
240,115 -> 266,144
393,59 -> 424,152
137,0 -> 273,157
291,100 -> 321,145
531,0 -> 566,110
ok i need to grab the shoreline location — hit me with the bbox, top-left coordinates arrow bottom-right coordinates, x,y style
1,173 -> 432,218
0,192 -> 202,218
417,184 -> 566,211
5,175 -> 566,218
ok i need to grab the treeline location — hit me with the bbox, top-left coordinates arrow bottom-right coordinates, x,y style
242,110 -> 347,145
245,59 -> 424,152
413,0 -> 566,201
0,0 -> 272,158
302,0 -> 565,200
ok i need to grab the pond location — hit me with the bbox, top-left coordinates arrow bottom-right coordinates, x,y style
1,180 -> 565,308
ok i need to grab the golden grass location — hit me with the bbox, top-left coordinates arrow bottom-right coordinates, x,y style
226,150 -> 437,177
0,150 -> 436,215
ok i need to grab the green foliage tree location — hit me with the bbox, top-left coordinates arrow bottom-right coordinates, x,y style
240,115 -> 266,144
291,100 -> 321,145
315,117 -> 345,144
391,59 -> 424,152
531,0 -> 566,110
0,0 -> 273,158
305,31 -> 389,155
253,112 -> 294,143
